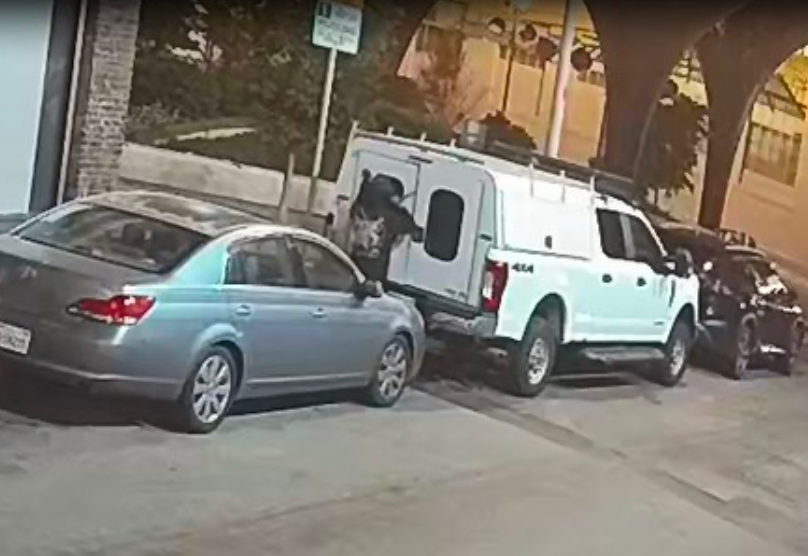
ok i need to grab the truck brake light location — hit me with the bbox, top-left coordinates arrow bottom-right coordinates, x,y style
482,260 -> 509,313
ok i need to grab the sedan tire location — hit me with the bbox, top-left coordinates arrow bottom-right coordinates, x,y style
723,320 -> 756,381
365,335 -> 412,408
176,346 -> 238,434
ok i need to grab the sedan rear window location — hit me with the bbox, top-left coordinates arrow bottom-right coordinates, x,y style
18,203 -> 207,274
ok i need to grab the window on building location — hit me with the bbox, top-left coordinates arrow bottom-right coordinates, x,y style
425,189 -> 464,262
744,122 -> 801,186
596,209 -> 627,260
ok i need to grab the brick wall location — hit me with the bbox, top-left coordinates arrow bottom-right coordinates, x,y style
67,0 -> 141,199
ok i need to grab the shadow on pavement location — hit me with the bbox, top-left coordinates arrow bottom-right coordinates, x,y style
0,368 -> 169,428
0,366 -> 366,431
419,350 -> 642,395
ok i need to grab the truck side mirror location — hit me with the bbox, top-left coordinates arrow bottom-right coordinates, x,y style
664,250 -> 693,277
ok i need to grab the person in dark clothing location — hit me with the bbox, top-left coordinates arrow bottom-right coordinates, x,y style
348,171 -> 423,284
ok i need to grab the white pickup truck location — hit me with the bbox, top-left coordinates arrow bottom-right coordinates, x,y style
332,132 -> 700,396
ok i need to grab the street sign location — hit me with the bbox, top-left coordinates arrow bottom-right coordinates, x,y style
312,0 -> 364,56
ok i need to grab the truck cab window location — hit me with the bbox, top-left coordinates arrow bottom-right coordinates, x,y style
626,216 -> 663,264
596,209 -> 627,260
425,189 -> 464,262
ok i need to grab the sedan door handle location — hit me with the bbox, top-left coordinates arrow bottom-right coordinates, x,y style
235,304 -> 252,317
637,277 -> 647,287
602,274 -> 613,284
311,308 -> 327,319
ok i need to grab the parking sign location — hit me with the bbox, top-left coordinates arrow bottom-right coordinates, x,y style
312,0 -> 364,56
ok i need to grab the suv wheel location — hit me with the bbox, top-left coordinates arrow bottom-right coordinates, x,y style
772,322 -> 803,376
724,321 -> 755,380
656,320 -> 691,387
508,316 -> 558,397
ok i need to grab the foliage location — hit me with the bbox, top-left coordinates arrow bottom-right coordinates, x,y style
416,29 -> 490,128
780,53 -> 808,102
129,0 -> 448,179
636,92 -> 708,202
478,112 -> 537,151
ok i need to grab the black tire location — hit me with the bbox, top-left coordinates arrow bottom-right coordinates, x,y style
176,346 -> 239,434
720,320 -> 755,381
772,322 -> 804,376
655,319 -> 692,387
365,335 -> 412,408
507,316 -> 558,397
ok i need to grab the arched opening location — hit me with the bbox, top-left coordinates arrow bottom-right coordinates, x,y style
717,51 -> 808,265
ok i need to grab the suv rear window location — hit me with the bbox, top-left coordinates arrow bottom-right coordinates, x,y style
18,203 -> 207,274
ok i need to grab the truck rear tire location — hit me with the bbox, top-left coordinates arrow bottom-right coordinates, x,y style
654,319 -> 692,387
507,316 -> 558,397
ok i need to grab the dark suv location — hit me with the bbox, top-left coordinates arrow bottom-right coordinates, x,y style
655,222 -> 805,379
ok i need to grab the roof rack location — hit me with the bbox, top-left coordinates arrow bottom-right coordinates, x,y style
479,141 -> 639,205
352,128 -> 640,206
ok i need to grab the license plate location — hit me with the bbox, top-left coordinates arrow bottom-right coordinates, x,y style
0,322 -> 31,355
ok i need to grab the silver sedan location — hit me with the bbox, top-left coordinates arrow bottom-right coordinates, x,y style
0,191 -> 425,433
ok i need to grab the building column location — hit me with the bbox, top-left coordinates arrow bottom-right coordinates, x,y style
66,0 -> 141,199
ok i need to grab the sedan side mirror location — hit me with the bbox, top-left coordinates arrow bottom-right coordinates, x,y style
353,279 -> 383,300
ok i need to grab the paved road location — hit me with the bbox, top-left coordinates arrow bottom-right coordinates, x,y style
1,353 -> 808,556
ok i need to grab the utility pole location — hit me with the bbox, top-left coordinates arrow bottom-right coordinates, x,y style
500,0 -> 532,114
500,6 -> 518,113
545,0 -> 581,157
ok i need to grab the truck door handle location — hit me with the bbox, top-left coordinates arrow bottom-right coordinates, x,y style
311,308 -> 327,319
602,274 -> 613,284
235,304 -> 252,317
637,278 -> 647,287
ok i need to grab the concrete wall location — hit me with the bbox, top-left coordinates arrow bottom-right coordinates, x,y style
119,143 -> 337,218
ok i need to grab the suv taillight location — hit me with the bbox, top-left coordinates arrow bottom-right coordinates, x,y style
69,295 -> 155,326
482,260 -> 509,313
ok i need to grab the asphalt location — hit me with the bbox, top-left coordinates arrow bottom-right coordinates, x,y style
2,351 -> 808,556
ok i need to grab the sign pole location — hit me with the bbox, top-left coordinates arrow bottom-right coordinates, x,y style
309,46 -> 338,215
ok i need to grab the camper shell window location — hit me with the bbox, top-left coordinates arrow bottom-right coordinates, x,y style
425,189 -> 464,262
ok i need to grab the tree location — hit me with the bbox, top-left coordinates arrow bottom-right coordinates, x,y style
415,29 -> 489,129
636,91 -> 708,205
478,112 -> 537,151
129,0 -> 446,178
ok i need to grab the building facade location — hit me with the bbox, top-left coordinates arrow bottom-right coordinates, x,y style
401,0 -> 808,268
0,1 -> 83,217
0,0 -> 140,220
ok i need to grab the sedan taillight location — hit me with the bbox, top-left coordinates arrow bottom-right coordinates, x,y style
69,295 -> 155,326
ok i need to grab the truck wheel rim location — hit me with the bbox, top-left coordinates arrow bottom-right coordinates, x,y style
527,339 -> 550,385
670,337 -> 687,377
192,355 -> 233,424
